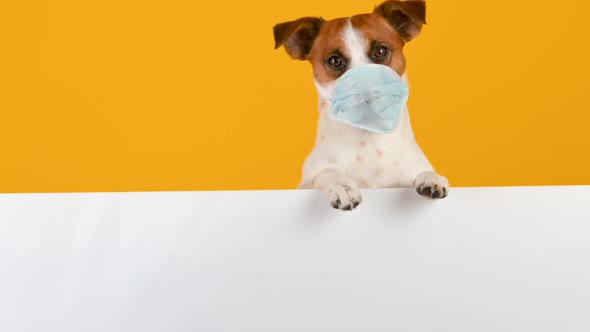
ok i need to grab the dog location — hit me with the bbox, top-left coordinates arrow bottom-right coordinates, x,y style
273,0 -> 449,210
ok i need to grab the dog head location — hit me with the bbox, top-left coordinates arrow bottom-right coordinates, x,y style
273,0 -> 426,102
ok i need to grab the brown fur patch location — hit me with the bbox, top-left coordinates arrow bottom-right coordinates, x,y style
308,18 -> 348,84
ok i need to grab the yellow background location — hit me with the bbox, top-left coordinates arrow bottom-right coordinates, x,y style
1,0 -> 589,193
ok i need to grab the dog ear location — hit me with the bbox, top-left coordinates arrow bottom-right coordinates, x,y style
273,17 -> 324,60
374,0 -> 426,42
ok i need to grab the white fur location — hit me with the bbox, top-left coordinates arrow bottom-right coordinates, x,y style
342,20 -> 369,68
298,19 -> 449,209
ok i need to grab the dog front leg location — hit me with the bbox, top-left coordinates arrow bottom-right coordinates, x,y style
311,168 -> 362,211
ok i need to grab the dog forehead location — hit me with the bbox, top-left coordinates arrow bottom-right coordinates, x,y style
311,14 -> 400,57
309,18 -> 348,58
350,13 -> 402,46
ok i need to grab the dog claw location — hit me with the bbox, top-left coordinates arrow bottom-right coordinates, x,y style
431,184 -> 441,198
332,200 -> 358,211
416,186 -> 432,197
331,198 -> 342,209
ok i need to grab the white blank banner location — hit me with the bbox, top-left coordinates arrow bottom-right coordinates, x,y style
0,186 -> 589,332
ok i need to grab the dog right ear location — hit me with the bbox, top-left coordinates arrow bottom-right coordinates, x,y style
273,17 -> 324,60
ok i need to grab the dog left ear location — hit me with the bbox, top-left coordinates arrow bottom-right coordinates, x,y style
273,17 -> 324,60
374,0 -> 426,42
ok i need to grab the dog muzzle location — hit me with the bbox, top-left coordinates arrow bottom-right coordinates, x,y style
330,64 -> 409,134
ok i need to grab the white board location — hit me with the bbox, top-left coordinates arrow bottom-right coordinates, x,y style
1,186 -> 589,332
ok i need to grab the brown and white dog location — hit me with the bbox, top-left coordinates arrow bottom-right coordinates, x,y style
273,0 -> 449,210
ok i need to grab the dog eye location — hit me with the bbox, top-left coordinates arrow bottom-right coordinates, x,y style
326,55 -> 344,69
371,46 -> 390,62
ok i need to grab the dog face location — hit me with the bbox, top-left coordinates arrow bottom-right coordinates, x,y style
274,1 -> 426,102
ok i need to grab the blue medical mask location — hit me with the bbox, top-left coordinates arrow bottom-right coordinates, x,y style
330,64 -> 409,134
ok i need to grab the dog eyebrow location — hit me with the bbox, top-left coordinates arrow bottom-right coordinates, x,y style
326,48 -> 347,61
370,40 -> 387,48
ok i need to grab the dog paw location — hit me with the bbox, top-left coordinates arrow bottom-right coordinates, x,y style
327,184 -> 362,211
414,171 -> 449,199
